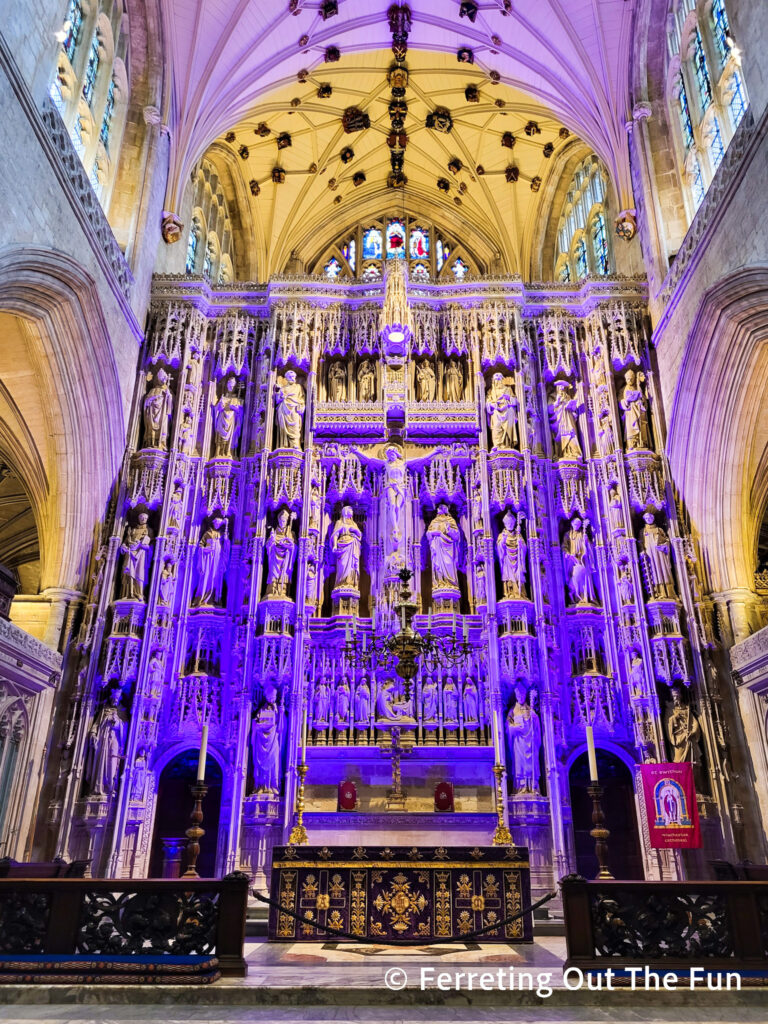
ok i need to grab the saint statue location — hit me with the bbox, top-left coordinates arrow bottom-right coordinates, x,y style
357,359 -> 375,403
331,506 -> 362,590
376,679 -> 415,722
353,677 -> 371,724
334,677 -> 351,726
562,517 -> 598,604
486,372 -> 518,449
549,380 -> 582,460
641,513 -> 676,599
496,510 -> 527,599
328,362 -> 347,403
608,484 -> 625,535
443,678 -> 459,723
628,651 -> 645,696
415,360 -> 436,402
212,376 -> 243,458
422,676 -> 439,722
444,357 -> 463,401
309,478 -> 322,533
83,689 -> 126,797
250,682 -> 284,794
620,369 -> 651,451
505,684 -> 542,793
427,504 -> 461,592
158,558 -> 175,605
597,409 -> 615,458
119,513 -> 153,601
463,677 -> 480,724
142,368 -> 173,450
383,446 -> 407,564
274,370 -> 306,449
313,679 -> 330,726
194,516 -> 229,606
265,508 -> 296,597
168,485 -> 184,531
665,687 -> 701,763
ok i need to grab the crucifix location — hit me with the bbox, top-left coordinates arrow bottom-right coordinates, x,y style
380,725 -> 413,811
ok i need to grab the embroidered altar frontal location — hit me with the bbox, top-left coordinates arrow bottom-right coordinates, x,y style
268,845 -> 533,942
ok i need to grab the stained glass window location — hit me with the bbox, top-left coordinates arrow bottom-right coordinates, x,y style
341,238 -> 356,272
692,28 -> 712,111
324,256 -> 342,279
707,115 -> 725,171
82,34 -> 101,107
436,238 -> 450,272
49,74 -> 65,112
362,227 -> 382,260
70,113 -> 86,158
575,238 -> 588,279
727,68 -> 748,127
203,242 -> 214,279
361,264 -> 381,281
386,220 -> 406,258
63,0 -> 84,62
409,226 -> 430,259
411,263 -> 430,281
99,78 -> 116,150
690,155 -> 706,209
185,228 -> 198,274
712,0 -> 731,67
591,214 -> 609,276
89,163 -> 103,199
451,258 -> 469,281
558,261 -> 571,283
677,74 -> 694,150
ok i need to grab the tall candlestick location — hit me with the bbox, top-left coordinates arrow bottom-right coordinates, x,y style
345,621 -> 351,644
301,702 -> 308,766
197,722 -> 209,782
463,616 -> 469,641
585,724 -> 598,782
452,612 -> 457,638
353,615 -> 358,636
427,610 -> 432,633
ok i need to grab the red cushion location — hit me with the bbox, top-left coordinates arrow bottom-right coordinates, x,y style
338,780 -> 357,810
434,781 -> 454,812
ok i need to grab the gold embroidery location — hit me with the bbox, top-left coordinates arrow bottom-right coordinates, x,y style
316,893 -> 330,910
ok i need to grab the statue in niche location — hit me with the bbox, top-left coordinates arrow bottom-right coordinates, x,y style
250,682 -> 284,794
549,380 -> 581,460
357,359 -> 375,402
331,506 -> 363,590
147,650 -> 164,695
383,446 -> 407,564
142,368 -> 173,450
628,651 -> 645,696
376,679 -> 415,722
354,677 -> 371,724
427,504 -> 461,591
186,348 -> 204,392
470,481 -> 483,536
443,678 -> 459,723
505,684 -> 541,793
562,517 -> 598,605
212,376 -> 243,458
597,409 -> 615,458
463,677 -> 480,724
118,513 -> 153,601
607,484 -> 625,535
309,477 -> 322,532
274,370 -> 306,449
313,679 -> 330,726
422,676 -> 439,721
496,510 -> 527,599
168,485 -> 184,531
641,512 -> 676,599
664,686 -> 701,763
90,545 -> 106,604
589,342 -> 607,389
131,750 -> 147,802
444,357 -> 463,401
265,508 -> 297,597
158,558 -> 175,605
617,559 -> 634,605
474,556 -> 487,606
486,372 -> 518,449
334,676 -> 351,726
328,362 -> 347,403
83,688 -> 126,797
415,359 -> 436,402
178,410 -> 195,453
194,516 -> 230,606
620,369 -> 651,451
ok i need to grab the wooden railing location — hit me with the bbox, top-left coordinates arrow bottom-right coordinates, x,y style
562,876 -> 768,971
0,873 -> 249,976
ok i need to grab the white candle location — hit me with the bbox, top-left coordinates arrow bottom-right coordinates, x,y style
452,612 -> 457,638
345,621 -> 351,644
197,722 -> 209,782
353,615 -> 358,636
301,703 -> 308,766
463,616 -> 469,641
427,610 -> 432,633
585,724 -> 598,782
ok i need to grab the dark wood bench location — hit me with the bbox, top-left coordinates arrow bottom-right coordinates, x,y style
0,857 -> 89,879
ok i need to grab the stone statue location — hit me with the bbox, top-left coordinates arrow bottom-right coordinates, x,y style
549,380 -> 581,460
505,684 -> 541,793
665,687 -> 701,763
274,370 -> 306,449
443,678 -> 459,723
328,362 -> 347,402
354,677 -> 371,724
265,508 -> 296,597
250,682 -> 283,794
334,677 -> 351,726
628,651 -> 645,696
212,376 -> 243,458
357,359 -> 375,402
83,689 -> 126,797
147,650 -> 164,695
617,560 -> 634,605
422,676 -> 439,721
178,411 -> 195,453
427,504 -> 461,591
444,357 -> 463,401
313,679 -> 330,726
608,484 -> 625,535
158,558 -> 175,605
131,751 -> 147,802
415,360 -> 436,402
620,369 -> 651,450
562,517 -> 598,604
383,446 -> 407,565
309,478 -> 322,532
331,506 -> 362,589
194,516 -> 229,606
119,513 -> 153,601
641,513 -> 676,599
486,372 -> 518,449
470,482 -> 483,536
142,368 -> 173,450
168,485 -> 184,531
463,677 -> 479,723
496,510 -> 527,599
376,679 -> 415,722
597,409 -> 615,458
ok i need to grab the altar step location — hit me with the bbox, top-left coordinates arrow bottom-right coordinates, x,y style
245,904 -> 269,937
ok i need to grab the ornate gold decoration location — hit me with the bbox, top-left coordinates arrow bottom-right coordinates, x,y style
373,872 -> 428,933
288,763 -> 309,845
316,894 -> 330,910
492,764 -> 513,845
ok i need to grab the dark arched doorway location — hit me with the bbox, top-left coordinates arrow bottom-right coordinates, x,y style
149,750 -> 223,877
569,750 -> 644,879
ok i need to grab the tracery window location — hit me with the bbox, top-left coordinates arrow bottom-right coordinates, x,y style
667,0 -> 749,219
324,257 -> 342,280
386,220 -> 406,259
186,225 -> 199,274
553,155 -> 613,280
62,0 -> 84,62
184,162 -> 236,280
591,213 -> 609,276
82,34 -> 101,107
99,78 -> 115,150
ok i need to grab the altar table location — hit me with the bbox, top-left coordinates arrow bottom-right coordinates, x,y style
268,844 -> 532,942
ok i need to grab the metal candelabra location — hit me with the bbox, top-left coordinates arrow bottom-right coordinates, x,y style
588,781 -> 614,879
491,763 -> 513,846
182,781 -> 208,878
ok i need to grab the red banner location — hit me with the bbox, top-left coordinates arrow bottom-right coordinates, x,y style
638,762 -> 701,849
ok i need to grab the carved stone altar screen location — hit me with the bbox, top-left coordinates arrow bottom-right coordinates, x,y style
50,263 -> 736,887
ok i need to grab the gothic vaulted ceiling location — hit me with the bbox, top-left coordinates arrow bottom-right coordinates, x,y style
161,0 -> 635,276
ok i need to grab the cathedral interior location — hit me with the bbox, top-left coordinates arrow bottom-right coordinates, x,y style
1,0 -> 768,1012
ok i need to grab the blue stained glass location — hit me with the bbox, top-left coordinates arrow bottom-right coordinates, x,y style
49,74 -> 65,112
362,227 -> 382,260
324,257 -> 342,279
386,219 -> 406,258
708,116 -> 725,170
99,78 -> 115,150
63,0 -> 84,62
341,238 -> 356,272
559,261 -> 571,283
451,258 -> 469,280
677,74 -> 694,150
575,238 -> 588,279
436,238 -> 450,272
185,230 -> 198,274
82,34 -> 101,106
89,163 -> 103,199
411,263 -> 429,281
591,214 -> 609,276
692,28 -> 712,111
712,0 -> 731,67
70,114 -> 85,158
409,226 -> 430,259
728,68 -> 748,127
691,155 -> 706,209
361,264 -> 381,281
